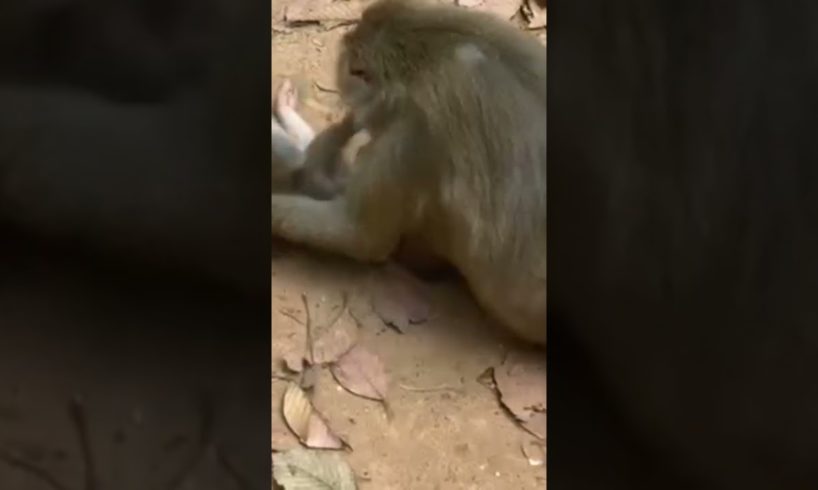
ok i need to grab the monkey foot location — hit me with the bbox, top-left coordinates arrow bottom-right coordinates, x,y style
273,78 -> 315,150
275,79 -> 299,118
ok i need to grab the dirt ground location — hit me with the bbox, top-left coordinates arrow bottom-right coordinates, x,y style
271,1 -> 547,489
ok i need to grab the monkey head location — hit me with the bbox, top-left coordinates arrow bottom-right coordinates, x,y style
335,46 -> 381,131
335,0 -> 427,131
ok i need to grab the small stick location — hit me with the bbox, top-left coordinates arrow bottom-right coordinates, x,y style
313,81 -> 339,94
278,308 -> 305,325
301,293 -> 314,364
398,382 -> 464,394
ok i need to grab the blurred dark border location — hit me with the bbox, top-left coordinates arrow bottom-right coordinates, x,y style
0,0 -> 271,488
548,1 -> 818,488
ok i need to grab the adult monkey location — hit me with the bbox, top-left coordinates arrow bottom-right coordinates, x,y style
548,0 -> 818,488
270,0 -> 548,345
0,0 -> 270,487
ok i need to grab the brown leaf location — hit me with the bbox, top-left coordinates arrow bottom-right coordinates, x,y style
371,265 -> 431,333
273,448 -> 358,490
347,292 -> 373,326
494,350 -> 547,439
282,382 -> 346,449
331,345 -> 389,402
311,315 -> 358,364
283,353 -> 304,373
299,364 -> 319,391
308,293 -> 359,365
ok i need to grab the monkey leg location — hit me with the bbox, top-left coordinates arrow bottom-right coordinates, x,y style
271,117 -> 304,169
270,194 -> 399,262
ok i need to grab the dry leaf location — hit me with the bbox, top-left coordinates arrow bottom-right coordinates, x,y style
273,447 -> 357,490
284,353 -> 305,373
272,423 -> 300,452
347,291 -> 373,326
311,314 -> 358,364
282,383 -> 346,449
494,350 -> 547,439
331,345 -> 389,402
371,265 -> 430,333
456,0 -> 484,7
308,293 -> 359,364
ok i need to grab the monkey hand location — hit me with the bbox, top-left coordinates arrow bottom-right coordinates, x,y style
339,112 -> 362,135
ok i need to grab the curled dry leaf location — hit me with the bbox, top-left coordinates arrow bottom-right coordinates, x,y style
494,350 -> 547,439
371,265 -> 431,333
331,345 -> 389,402
273,447 -> 357,490
282,382 -> 346,449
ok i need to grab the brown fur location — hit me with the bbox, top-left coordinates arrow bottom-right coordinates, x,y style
290,115 -> 357,199
270,0 -> 547,345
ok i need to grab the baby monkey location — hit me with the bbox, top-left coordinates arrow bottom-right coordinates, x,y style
270,0 -> 547,345
271,79 -> 357,200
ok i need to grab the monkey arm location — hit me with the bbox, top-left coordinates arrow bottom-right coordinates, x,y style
270,194 -> 402,263
303,113 -> 357,171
